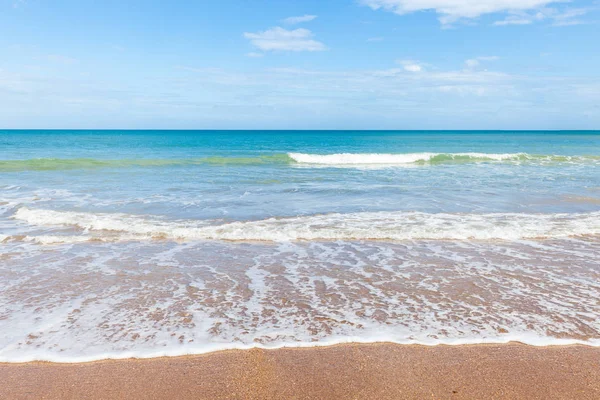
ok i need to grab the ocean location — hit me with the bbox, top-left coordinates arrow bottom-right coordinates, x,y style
1,130 -> 599,362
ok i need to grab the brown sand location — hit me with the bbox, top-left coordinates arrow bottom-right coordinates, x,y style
1,343 -> 599,399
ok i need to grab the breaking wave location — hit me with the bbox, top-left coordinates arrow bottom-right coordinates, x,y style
11,207 -> 600,244
288,152 -> 600,165
1,152 -> 599,172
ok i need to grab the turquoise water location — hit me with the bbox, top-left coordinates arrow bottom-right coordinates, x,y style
1,130 -> 600,219
1,130 -> 600,362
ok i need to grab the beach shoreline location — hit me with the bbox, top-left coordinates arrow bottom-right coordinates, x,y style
2,342 -> 599,399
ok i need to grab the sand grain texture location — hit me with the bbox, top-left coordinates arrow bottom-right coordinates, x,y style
1,343 -> 599,399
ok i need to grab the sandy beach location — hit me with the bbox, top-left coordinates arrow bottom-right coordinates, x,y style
3,0 -> 600,394
1,343 -> 599,399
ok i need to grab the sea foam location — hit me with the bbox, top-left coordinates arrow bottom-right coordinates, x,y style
289,152 -> 520,164
1,239 -> 600,363
287,152 -> 599,166
12,207 -> 600,243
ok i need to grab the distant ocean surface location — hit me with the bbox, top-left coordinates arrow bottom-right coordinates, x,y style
1,130 -> 600,362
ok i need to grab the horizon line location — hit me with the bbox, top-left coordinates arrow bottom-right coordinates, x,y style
1,129 -> 599,132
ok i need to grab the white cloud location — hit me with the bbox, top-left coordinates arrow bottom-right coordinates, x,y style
362,0 -> 561,25
397,59 -> 424,72
282,15 -> 317,25
465,56 -> 499,69
552,19 -> 585,26
494,7 -> 593,27
404,64 -> 422,72
246,52 -> 264,58
243,27 -> 327,52
551,8 -> 589,26
465,59 -> 480,68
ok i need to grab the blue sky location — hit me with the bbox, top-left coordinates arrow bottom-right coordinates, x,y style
1,0 -> 599,129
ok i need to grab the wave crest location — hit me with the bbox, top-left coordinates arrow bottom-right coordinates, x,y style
288,152 -> 600,165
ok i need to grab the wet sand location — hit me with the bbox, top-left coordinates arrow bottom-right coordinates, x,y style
1,343 -> 599,399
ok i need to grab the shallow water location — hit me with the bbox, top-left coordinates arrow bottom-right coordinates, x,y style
1,130 -> 599,362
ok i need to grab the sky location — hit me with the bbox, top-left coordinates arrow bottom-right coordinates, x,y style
1,0 -> 599,129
